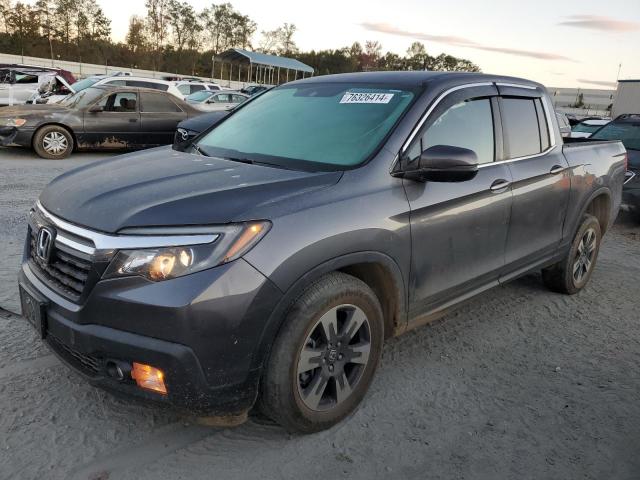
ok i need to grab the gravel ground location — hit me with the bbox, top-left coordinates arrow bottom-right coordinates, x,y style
1,147 -> 639,480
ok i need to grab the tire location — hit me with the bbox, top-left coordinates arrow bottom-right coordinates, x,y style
259,272 -> 384,433
542,214 -> 602,294
33,125 -> 74,159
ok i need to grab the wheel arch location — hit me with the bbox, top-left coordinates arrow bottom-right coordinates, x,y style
32,123 -> 77,151
251,251 -> 407,374
580,188 -> 612,234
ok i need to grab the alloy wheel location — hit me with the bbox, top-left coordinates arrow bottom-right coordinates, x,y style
296,304 -> 371,412
573,227 -> 597,284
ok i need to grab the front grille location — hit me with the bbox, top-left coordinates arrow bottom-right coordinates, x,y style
29,229 -> 92,302
48,332 -> 101,375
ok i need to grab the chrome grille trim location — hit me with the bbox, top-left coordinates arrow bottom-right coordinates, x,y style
36,201 -> 219,256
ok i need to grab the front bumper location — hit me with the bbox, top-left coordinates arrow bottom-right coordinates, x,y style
19,256 -> 283,414
0,126 -> 34,147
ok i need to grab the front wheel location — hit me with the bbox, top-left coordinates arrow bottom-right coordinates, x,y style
542,214 -> 602,294
259,272 -> 384,433
33,125 -> 74,159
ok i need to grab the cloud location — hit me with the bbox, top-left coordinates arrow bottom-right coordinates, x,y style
360,22 -> 575,61
576,78 -> 618,88
558,15 -> 640,32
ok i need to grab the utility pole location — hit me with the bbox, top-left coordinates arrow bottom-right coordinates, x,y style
616,63 -> 622,81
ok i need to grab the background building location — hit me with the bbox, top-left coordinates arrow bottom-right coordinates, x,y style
612,80 -> 640,118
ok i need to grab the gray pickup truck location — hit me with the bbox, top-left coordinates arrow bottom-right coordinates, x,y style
19,72 -> 627,433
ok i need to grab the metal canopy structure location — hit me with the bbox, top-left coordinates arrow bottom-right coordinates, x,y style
213,48 -> 314,86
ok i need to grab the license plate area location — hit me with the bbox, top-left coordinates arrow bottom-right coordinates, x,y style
19,284 -> 48,339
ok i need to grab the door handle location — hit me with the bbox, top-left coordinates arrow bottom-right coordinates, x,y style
550,165 -> 566,174
490,179 -> 511,191
129,118 -> 138,123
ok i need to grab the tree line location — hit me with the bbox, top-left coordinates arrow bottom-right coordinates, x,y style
0,0 -> 480,78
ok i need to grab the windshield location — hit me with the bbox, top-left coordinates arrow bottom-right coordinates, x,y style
591,122 -> 640,151
573,122 -> 605,134
71,77 -> 101,92
187,90 -> 214,102
59,87 -> 106,109
197,83 -> 417,170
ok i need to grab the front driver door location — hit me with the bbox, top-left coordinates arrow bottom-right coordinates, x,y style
82,91 -> 140,149
403,85 -> 513,319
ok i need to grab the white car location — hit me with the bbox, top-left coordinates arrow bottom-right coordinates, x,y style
94,76 -> 183,99
570,119 -> 610,138
174,81 -> 222,100
190,91 -> 249,112
1,66 -> 73,106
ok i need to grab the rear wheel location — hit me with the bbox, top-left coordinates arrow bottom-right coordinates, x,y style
33,125 -> 74,159
259,272 -> 384,433
542,214 -> 601,294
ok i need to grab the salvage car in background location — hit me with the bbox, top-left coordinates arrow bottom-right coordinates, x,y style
192,91 -> 249,112
589,114 -> 640,218
570,119 -> 610,138
93,76 -> 184,99
0,65 -> 76,106
0,86 -> 200,158
174,80 -> 222,99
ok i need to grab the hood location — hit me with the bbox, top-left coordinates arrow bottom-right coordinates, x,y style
39,147 -> 342,233
0,104 -> 69,117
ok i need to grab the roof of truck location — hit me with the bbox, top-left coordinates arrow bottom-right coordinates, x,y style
290,71 -> 544,90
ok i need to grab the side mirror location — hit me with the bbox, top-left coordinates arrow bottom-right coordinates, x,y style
400,145 -> 479,182
88,105 -> 104,113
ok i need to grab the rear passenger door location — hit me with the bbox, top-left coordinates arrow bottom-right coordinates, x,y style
404,85 -> 513,317
139,91 -> 187,146
497,85 -> 571,277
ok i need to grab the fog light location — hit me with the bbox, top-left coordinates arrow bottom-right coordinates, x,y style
131,362 -> 167,395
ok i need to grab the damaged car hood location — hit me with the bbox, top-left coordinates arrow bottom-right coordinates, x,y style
39,147 -> 342,233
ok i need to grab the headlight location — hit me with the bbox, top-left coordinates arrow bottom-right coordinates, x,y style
4,118 -> 27,127
103,221 -> 270,282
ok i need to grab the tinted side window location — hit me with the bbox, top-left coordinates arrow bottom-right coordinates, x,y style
501,98 -> 541,158
140,92 -> 182,112
103,79 -> 126,86
410,98 -> 495,165
127,80 -> 169,91
190,84 -> 205,93
97,92 -> 137,112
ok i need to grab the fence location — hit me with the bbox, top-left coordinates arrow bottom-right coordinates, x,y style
0,52 -> 247,90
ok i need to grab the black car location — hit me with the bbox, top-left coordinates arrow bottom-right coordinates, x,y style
0,86 -> 200,159
173,110 -> 229,149
590,114 -> 640,217
18,72 -> 626,433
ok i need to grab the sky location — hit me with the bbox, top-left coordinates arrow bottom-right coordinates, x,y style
33,0 -> 640,89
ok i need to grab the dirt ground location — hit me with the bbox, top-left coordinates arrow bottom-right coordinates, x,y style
1,147 -> 639,480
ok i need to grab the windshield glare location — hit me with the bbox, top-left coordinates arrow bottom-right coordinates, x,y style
59,87 -> 105,109
591,122 -> 640,151
197,83 -> 417,170
187,91 -> 214,102
71,77 -> 101,92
